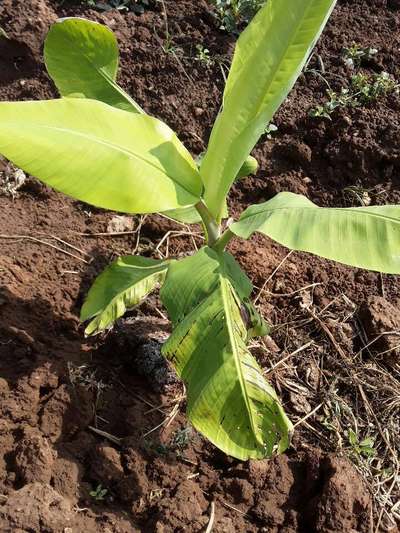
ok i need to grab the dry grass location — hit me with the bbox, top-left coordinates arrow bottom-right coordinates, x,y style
254,279 -> 400,531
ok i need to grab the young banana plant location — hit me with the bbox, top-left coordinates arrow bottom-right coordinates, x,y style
1,0 -> 399,460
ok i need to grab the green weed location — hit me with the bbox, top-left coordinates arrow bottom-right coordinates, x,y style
351,71 -> 399,104
263,122 -> 278,139
310,46 -> 399,120
342,42 -> 378,69
90,484 -> 108,501
170,427 -> 193,451
79,0 -> 153,13
309,88 -> 355,119
348,429 -> 376,459
210,0 -> 265,33
195,44 -> 214,67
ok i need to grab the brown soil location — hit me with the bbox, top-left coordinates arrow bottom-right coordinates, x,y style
0,0 -> 399,531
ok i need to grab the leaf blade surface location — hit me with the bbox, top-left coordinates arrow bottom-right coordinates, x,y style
160,247 -> 292,459
0,98 -> 202,213
81,255 -> 169,335
201,0 -> 336,220
45,17 -> 143,113
230,192 -> 400,273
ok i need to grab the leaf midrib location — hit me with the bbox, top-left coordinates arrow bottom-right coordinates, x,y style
237,205 -> 400,226
49,24 -> 145,114
99,68 -> 144,113
120,262 -> 169,272
169,270 -> 259,440
219,275 -> 260,444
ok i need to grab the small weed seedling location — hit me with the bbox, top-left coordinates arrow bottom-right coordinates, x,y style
161,33 -> 179,56
263,122 -> 278,139
79,0 -> 153,13
1,0 -> 400,460
170,427 -> 194,451
90,484 -> 108,501
309,88 -> 355,119
351,71 -> 399,104
195,44 -> 214,67
311,46 -> 399,119
342,42 -> 378,69
211,0 -> 265,32
348,429 -> 376,460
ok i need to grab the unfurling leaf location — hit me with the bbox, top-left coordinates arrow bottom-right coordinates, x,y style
201,0 -> 336,221
235,155 -> 259,180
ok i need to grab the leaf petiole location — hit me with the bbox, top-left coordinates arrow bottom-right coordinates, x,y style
213,228 -> 234,253
195,200 -> 220,246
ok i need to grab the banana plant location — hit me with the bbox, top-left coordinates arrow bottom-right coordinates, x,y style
1,0 -> 399,460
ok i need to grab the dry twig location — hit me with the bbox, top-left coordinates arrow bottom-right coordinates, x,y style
0,234 -> 90,263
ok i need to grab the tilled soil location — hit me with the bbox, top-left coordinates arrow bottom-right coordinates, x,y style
0,0 -> 399,531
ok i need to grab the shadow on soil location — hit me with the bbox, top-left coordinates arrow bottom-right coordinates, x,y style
0,282 -> 183,530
